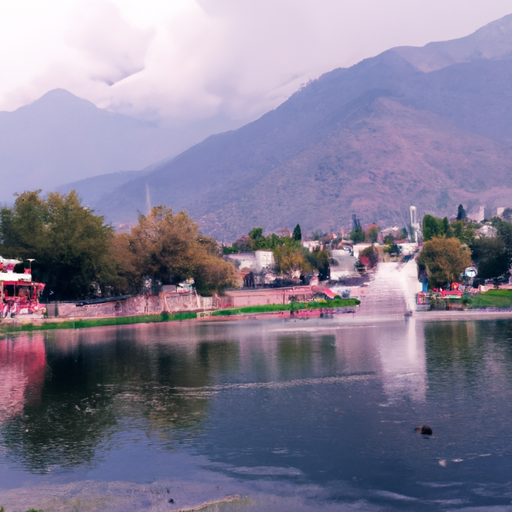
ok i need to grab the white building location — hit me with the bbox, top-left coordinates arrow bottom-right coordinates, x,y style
254,250 -> 274,271
226,250 -> 275,272
302,240 -> 321,252
467,205 -> 485,223
476,225 -> 497,238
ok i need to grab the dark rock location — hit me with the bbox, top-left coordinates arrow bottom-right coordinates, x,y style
415,425 -> 433,435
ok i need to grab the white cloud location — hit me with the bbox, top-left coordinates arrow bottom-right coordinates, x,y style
0,0 -> 511,127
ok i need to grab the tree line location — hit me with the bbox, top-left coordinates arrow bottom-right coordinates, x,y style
223,224 -> 331,280
0,191 -> 236,300
418,206 -> 512,288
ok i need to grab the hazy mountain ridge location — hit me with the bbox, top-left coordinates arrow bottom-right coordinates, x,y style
190,97 -> 512,239
393,13 -> 512,72
0,89 -> 237,204
95,14 -> 512,239
10,14 -> 512,239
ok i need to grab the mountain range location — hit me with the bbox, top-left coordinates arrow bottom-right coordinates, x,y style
0,90 -> 238,205
4,14 -> 512,240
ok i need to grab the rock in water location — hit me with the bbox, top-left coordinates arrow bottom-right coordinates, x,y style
415,425 -> 433,435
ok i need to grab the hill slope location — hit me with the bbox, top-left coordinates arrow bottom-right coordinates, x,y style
73,14 -> 512,239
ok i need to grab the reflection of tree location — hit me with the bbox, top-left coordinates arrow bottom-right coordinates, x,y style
424,321 -> 512,392
277,334 -> 336,379
0,328 -> 239,473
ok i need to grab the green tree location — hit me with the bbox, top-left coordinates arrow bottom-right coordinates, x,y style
293,224 -> 302,241
127,206 -> 203,286
417,237 -> 472,288
492,217 -> 512,270
422,214 -> 443,242
43,191 -> 116,299
194,254 -> 237,296
0,190 -> 115,299
0,191 -> 48,260
469,237 -> 509,280
349,225 -> 366,243
442,217 -> 454,238
366,225 -> 379,244
457,204 -> 466,221
273,245 -> 311,277
451,220 -> 476,245
306,247 -> 330,281
121,205 -> 236,295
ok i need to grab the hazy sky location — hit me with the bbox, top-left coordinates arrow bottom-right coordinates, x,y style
1,0 -> 511,127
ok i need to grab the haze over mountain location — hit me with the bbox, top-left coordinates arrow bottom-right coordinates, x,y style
72,13 -> 512,240
0,89 -> 237,204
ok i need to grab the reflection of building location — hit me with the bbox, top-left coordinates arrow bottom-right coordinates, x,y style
0,335 -> 46,423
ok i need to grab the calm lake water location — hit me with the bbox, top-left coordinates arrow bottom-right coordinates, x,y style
2,267 -> 512,511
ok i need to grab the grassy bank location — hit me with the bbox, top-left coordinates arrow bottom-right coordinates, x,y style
0,311 -> 197,335
211,298 -> 360,317
468,289 -> 512,309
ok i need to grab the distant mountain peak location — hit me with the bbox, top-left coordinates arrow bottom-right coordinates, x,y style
21,88 -> 99,113
392,12 -> 512,72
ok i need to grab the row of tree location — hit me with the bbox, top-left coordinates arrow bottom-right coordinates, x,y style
418,210 -> 512,288
223,225 -> 331,280
0,191 -> 236,300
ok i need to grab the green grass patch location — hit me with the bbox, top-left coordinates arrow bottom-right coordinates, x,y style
211,298 -> 360,317
0,311 -> 197,335
468,289 -> 512,309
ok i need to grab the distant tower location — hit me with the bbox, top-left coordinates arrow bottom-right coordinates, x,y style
409,206 -> 420,242
146,183 -> 152,215
352,214 -> 361,231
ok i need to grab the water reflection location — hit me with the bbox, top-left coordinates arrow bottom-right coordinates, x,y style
0,335 -> 46,422
0,326 -> 219,472
378,318 -> 427,403
3,316 -> 512,510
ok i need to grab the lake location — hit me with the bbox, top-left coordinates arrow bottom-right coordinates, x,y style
1,265 -> 512,511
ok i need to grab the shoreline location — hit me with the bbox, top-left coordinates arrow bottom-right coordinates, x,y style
2,306 -> 512,336
414,308 -> 512,322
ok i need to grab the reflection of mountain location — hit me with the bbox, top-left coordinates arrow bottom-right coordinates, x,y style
0,335 -> 46,422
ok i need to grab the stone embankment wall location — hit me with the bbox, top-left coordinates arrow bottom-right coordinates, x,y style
52,286 -> 320,319
53,292 -> 215,318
